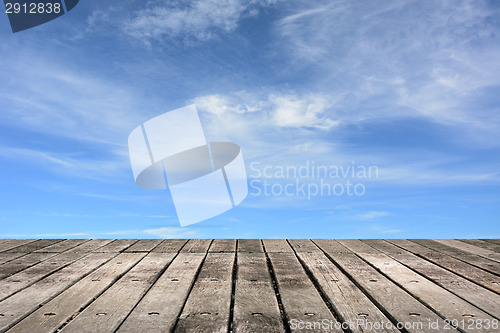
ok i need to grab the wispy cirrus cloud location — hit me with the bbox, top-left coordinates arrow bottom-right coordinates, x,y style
124,0 -> 280,42
275,0 -> 500,139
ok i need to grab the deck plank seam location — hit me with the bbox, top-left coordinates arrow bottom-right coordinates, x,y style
286,239 -> 351,333
112,249 -> 188,333
0,252 -> 121,332
51,253 -> 147,333
407,240 -> 500,277
340,241 -> 473,333
170,241 -> 213,333
384,240 -> 500,295
227,239 -> 238,333
261,240 -> 292,333
311,239 -> 410,333
359,240 -> 500,321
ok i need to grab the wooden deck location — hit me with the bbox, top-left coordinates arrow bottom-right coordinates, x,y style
0,239 -> 499,333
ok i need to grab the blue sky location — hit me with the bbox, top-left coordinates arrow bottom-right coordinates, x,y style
0,0 -> 499,239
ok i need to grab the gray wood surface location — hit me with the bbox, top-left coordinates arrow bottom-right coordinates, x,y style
175,253 -> 235,333
268,252 -> 342,333
0,240 -> 37,253
238,239 -> 263,253
315,240 -> 458,333
434,239 -> 500,263
6,252 -> 144,333
64,239 -> 115,253
0,252 -> 56,280
93,239 -> 139,253
3,239 -> 64,253
59,253 -> 175,333
125,239 -> 163,252
0,253 -> 25,266
0,252 -> 116,332
1,239 -> 498,333
33,239 -> 89,253
0,252 -> 89,301
363,239 -> 500,319
388,239 -> 500,294
209,239 -> 236,252
410,239 -> 500,275
116,253 -> 206,333
296,250 -> 399,332
262,239 -> 294,253
151,239 -> 188,253
458,239 -> 500,253
233,252 -> 285,333
339,239 -> 497,333
180,239 -> 212,253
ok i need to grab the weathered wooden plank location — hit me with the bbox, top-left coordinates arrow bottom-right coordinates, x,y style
340,239 -> 497,333
0,240 -> 38,253
262,239 -> 293,253
268,252 -> 342,333
483,239 -> 500,246
58,253 -> 175,333
233,252 -> 285,333
65,239 -> 115,253
0,253 -> 24,266
0,252 -> 90,301
237,239 -> 263,253
152,239 -> 188,253
33,239 -> 89,253
0,252 -> 56,280
364,239 -> 500,318
4,239 -> 64,253
125,239 -> 163,252
7,252 -> 145,333
316,240 -> 459,333
312,239 -> 353,254
388,239 -> 500,294
0,252 -> 116,332
209,239 -> 236,253
175,253 -> 235,332
434,239 -> 500,263
92,239 -> 139,253
296,251 -> 399,333
458,239 -> 500,253
180,239 -> 212,253
410,239 -> 500,275
287,239 -> 322,253
117,253 -> 206,333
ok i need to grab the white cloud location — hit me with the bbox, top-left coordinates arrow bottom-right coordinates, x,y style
271,94 -> 337,129
125,0 -> 280,42
275,0 -> 500,138
352,211 -> 391,220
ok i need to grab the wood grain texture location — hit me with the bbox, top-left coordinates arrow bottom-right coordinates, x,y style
6,253 -> 144,333
268,252 -> 342,333
116,253 -> 206,333
238,239 -> 264,253
209,239 -> 236,253
339,239 -> 497,333
59,253 -> 175,333
388,239 -> 500,294
363,239 -> 500,319
0,239 -> 498,333
317,240 -> 459,333
175,253 -> 235,333
0,252 -> 116,332
233,252 -> 285,333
